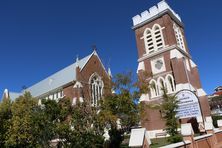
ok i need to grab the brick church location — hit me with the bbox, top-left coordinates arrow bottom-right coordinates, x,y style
2,0 -> 211,140
132,1 -> 210,137
3,50 -> 112,107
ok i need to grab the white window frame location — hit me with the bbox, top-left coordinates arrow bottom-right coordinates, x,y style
165,74 -> 176,93
144,28 -> 155,54
149,79 -> 158,98
173,23 -> 186,51
157,77 -> 166,95
152,24 -> 165,50
89,73 -> 104,107
142,24 -> 165,55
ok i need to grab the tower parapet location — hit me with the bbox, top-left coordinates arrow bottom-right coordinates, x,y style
132,1 -> 182,28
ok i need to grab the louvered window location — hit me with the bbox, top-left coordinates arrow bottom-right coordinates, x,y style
154,26 -> 164,50
144,29 -> 154,54
174,24 -> 185,51
143,24 -> 165,54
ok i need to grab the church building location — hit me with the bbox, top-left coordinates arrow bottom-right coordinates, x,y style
132,1 -> 210,137
2,50 -> 112,107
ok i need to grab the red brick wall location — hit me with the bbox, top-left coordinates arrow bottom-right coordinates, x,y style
134,14 -> 181,59
63,84 -> 75,101
195,138 -> 212,148
141,100 -> 165,130
215,131 -> 222,143
63,54 -> 111,104
199,96 -> 211,117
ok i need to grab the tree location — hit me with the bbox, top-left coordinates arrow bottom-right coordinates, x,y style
149,89 -> 182,143
58,101 -> 105,147
0,97 -> 12,146
54,71 -> 142,148
99,71 -> 143,147
161,89 -> 181,143
5,92 -> 38,147
35,97 -> 73,147
0,71 -> 148,147
31,98 -> 63,147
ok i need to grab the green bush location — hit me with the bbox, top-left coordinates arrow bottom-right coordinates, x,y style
167,134 -> 182,143
212,115 -> 222,128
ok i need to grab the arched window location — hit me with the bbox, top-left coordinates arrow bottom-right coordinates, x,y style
153,24 -> 165,50
144,28 -> 154,54
149,79 -> 158,98
165,74 -> 176,93
157,77 -> 166,95
173,23 -> 185,51
143,24 -> 165,55
89,73 -> 104,107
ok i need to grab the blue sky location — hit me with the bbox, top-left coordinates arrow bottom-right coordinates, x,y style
0,0 -> 221,96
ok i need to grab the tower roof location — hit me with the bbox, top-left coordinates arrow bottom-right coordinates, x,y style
132,0 -> 182,29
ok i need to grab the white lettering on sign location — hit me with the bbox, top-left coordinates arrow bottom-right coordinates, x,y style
176,90 -> 202,119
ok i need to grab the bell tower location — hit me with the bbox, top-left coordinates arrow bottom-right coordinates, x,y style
132,1 -> 210,136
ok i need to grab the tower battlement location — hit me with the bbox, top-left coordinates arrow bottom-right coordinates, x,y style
132,1 -> 181,27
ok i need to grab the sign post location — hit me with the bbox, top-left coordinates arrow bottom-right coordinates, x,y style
175,90 -> 202,119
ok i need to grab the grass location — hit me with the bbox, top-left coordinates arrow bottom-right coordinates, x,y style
120,135 -> 174,148
121,135 -> 130,148
150,138 -> 171,148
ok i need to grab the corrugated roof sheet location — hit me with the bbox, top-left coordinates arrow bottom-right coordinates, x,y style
26,53 -> 92,97
7,52 -> 93,100
9,92 -> 23,101
4,50 -> 109,101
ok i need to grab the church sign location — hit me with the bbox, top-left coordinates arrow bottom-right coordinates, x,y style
175,90 -> 202,119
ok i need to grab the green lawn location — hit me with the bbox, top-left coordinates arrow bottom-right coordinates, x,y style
121,137 -> 170,148
150,138 -> 171,148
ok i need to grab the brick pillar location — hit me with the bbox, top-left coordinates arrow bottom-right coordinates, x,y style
181,123 -> 195,148
205,122 -> 216,147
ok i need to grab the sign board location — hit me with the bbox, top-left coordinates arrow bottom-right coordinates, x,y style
175,90 -> 202,119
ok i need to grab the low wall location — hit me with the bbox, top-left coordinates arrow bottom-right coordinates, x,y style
194,134 -> 213,148
159,140 -> 191,148
129,128 -> 222,148
215,130 -> 222,143
160,131 -> 222,148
